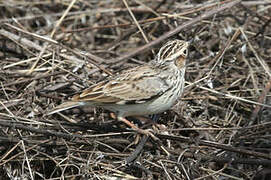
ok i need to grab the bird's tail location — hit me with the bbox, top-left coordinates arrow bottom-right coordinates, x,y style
47,101 -> 84,115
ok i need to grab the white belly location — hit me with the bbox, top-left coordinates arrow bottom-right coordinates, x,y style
103,80 -> 183,117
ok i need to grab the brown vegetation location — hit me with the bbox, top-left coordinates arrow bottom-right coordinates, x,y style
0,0 -> 271,179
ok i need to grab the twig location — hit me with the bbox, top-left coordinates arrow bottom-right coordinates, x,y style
110,0 -> 241,64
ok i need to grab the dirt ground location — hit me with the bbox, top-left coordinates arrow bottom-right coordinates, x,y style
0,0 -> 271,179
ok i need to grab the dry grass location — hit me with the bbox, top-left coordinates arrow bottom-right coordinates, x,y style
0,0 -> 271,179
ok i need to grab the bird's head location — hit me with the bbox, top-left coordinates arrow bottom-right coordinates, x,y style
156,40 -> 189,69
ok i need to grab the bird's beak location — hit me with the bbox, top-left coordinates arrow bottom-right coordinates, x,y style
187,39 -> 194,45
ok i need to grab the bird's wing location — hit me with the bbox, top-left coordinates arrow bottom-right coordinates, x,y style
72,65 -> 170,104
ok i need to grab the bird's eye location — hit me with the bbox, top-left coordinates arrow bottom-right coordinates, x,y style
183,49 -> 187,56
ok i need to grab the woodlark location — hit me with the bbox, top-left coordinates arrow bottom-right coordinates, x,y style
48,40 -> 189,135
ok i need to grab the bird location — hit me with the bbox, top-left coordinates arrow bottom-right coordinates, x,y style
48,39 -> 189,136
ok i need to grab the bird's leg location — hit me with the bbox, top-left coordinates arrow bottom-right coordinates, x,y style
118,116 -> 170,156
134,114 -> 164,133
117,116 -> 158,141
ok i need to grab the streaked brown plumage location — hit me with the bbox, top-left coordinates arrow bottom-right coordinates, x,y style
48,40 -> 189,135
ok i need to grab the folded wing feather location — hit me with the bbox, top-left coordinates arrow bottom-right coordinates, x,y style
73,66 -> 170,104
